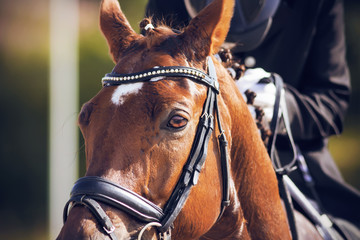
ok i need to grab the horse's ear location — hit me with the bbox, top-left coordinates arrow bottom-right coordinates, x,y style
100,0 -> 139,63
182,0 -> 235,57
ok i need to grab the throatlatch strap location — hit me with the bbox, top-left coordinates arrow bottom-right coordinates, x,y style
215,94 -> 231,219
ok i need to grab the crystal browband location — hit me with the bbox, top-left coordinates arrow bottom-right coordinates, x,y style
101,66 -> 219,92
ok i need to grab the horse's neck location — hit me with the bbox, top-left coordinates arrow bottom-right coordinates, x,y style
217,70 -> 291,239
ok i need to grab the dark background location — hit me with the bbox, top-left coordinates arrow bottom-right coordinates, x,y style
0,0 -> 359,239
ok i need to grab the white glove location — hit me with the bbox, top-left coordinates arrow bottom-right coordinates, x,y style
235,68 -> 277,123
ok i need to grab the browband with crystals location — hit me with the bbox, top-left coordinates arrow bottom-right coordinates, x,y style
63,57 -> 230,239
102,66 -> 219,92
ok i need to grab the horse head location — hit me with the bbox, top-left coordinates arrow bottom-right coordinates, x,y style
57,0 -> 291,239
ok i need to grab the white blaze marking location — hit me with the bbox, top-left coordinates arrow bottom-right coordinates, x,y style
150,76 -> 165,82
111,82 -> 144,105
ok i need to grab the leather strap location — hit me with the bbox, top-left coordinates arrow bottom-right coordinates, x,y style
64,195 -> 117,240
160,58 -> 219,231
208,58 -> 231,217
216,95 -> 231,219
267,73 -> 342,240
267,73 -> 298,240
64,176 -> 164,223
63,57 -> 231,238
102,65 -> 219,93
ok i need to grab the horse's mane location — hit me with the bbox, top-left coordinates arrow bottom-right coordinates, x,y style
138,18 -> 212,62
217,48 -> 272,146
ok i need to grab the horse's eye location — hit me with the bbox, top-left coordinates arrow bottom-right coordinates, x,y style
167,115 -> 188,129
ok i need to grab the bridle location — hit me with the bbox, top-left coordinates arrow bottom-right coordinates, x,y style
63,57 -> 231,239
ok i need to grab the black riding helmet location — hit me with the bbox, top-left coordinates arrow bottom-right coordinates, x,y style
184,0 -> 280,52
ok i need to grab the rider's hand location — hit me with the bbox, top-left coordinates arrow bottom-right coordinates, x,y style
235,68 -> 277,123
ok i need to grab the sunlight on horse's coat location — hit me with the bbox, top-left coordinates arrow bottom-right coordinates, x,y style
186,80 -> 200,97
111,82 -> 143,105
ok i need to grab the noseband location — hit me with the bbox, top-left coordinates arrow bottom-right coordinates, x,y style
63,57 -> 230,239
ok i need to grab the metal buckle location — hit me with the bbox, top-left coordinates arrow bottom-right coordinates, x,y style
159,228 -> 171,240
137,222 -> 162,240
201,112 -> 209,119
103,225 -> 115,234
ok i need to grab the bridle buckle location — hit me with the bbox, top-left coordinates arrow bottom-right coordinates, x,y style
103,225 -> 115,234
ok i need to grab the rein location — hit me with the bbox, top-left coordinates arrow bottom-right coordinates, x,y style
267,74 -> 339,240
63,57 -> 231,239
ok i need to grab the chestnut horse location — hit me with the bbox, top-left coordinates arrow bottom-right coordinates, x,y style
57,0 -> 321,239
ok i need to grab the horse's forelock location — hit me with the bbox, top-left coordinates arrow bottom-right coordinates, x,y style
116,22 -> 208,70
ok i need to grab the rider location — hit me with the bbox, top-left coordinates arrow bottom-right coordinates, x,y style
145,0 -> 360,238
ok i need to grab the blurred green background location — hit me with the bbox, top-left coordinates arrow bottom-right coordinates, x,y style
0,0 -> 359,239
